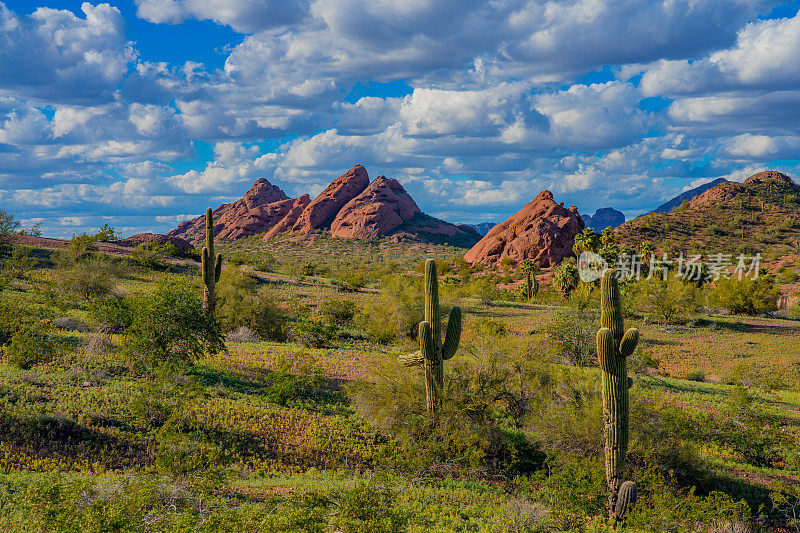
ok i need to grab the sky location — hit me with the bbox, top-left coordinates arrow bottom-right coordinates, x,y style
2,0 -> 800,238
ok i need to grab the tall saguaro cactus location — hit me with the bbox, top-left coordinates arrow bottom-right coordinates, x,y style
399,259 -> 462,413
202,208 -> 223,316
597,269 -> 639,520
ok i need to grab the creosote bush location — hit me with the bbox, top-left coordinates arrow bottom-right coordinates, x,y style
545,306 -> 598,366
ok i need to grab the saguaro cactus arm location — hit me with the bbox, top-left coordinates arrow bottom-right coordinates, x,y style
441,306 -> 461,360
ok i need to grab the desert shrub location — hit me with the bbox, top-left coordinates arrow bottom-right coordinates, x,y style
82,332 -> 115,360
472,317 -> 508,337
1,245 -> 37,279
686,370 -> 706,382
356,274 -> 426,343
292,316 -> 337,348
53,233 -> 97,266
469,276 -> 501,305
630,274 -> 701,323
0,297 -> 48,345
122,280 -> 224,374
318,296 -> 357,325
544,306 -> 598,366
52,316 -> 88,331
331,270 -> 366,292
51,256 -> 118,301
349,335 -> 548,474
130,244 -> 168,269
7,326 -> 56,369
87,296 -> 132,333
709,274 -> 779,315
324,474 -> 408,533
227,250 -> 275,271
225,326 -> 261,343
217,269 -> 288,341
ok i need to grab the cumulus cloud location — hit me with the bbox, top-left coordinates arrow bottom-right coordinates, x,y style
135,0 -> 307,33
0,2 -> 133,103
641,11 -> 800,96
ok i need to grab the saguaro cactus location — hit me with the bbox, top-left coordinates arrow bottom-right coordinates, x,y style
202,207 -> 223,316
398,259 -> 462,413
597,268 -> 639,520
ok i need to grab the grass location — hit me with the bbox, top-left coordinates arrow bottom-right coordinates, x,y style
3,238 -> 800,530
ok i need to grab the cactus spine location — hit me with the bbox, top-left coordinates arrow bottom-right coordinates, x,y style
597,269 -> 639,520
202,208 -> 223,316
398,259 -> 462,413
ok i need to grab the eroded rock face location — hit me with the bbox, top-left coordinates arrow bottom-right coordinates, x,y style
292,164 -> 370,233
114,233 -> 193,254
263,195 -> 311,240
463,190 -> 585,268
330,176 -> 420,239
168,178 -> 289,243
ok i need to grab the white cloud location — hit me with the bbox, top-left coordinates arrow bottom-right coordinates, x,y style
0,2 -> 133,103
641,11 -> 800,96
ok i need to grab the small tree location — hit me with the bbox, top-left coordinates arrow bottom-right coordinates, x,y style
123,280 -> 224,374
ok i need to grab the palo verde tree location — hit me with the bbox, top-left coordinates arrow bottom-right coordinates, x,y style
399,259 -> 462,414
597,268 -> 639,520
202,208 -> 223,316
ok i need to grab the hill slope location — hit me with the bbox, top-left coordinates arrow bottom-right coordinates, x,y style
616,171 -> 800,260
653,177 -> 728,213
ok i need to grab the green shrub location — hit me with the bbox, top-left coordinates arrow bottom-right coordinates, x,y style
709,274 -> 779,315
87,296 -> 132,333
51,257 -> 118,301
356,274 -> 426,343
685,370 -> 705,382
630,274 -> 700,323
318,297 -> 356,325
292,316 -> 337,348
217,269 -> 288,341
544,306 -> 597,366
1,245 -> 37,279
122,280 -> 224,374
325,474 -> 408,533
7,326 -> 56,369
0,297 -> 45,345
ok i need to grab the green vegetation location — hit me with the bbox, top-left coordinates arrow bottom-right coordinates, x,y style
1,212 -> 799,531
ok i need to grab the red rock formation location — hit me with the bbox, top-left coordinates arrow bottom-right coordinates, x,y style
292,164 -> 370,233
330,176 -> 420,239
263,194 -> 311,240
464,190 -> 585,268
113,233 -> 193,254
168,178 -> 289,243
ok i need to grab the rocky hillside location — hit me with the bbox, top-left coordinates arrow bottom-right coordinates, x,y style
168,165 -> 479,246
616,170 -> 800,260
653,177 -> 728,213
464,190 -> 584,268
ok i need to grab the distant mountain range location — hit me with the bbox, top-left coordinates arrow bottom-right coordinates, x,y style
583,207 -> 625,231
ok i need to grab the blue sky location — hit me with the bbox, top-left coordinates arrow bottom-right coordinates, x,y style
1,0 -> 800,237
